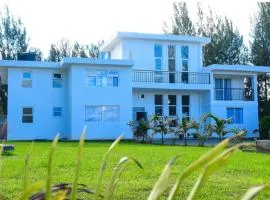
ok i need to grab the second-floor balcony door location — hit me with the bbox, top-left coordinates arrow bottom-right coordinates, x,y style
224,79 -> 232,100
168,45 -> 176,83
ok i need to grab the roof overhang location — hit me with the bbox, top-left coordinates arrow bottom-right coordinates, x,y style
102,31 -> 211,51
61,57 -> 134,68
0,60 -> 60,69
207,64 -> 270,74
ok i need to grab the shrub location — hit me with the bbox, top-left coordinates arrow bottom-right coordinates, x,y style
259,116 -> 270,139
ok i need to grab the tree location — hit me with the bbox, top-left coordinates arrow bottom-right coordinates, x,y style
48,39 -> 103,61
163,2 -> 196,36
175,117 -> 198,146
151,115 -> 172,145
250,2 -> 270,115
193,115 -> 213,146
203,113 -> 234,142
165,2 -> 248,66
0,6 -> 29,60
128,118 -> 150,143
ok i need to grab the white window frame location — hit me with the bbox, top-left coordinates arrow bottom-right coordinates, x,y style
85,105 -> 120,122
227,107 -> 243,124
85,70 -> 119,87
52,73 -> 63,88
22,71 -> 32,88
53,107 -> 63,117
22,107 -> 33,123
154,44 -> 163,71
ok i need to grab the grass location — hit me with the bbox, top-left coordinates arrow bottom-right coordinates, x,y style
0,141 -> 270,199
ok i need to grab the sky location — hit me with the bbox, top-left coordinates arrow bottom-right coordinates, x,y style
0,0 -> 257,57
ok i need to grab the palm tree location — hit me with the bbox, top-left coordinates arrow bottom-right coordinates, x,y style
151,115 -> 171,145
193,116 -> 213,147
127,118 -> 150,143
176,117 -> 199,146
203,113 -> 234,142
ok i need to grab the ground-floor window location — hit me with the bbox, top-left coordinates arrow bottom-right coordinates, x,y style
168,95 -> 177,116
53,107 -> 62,117
154,95 -> 163,116
182,95 -> 190,120
85,105 -> 120,122
227,108 -> 243,124
22,107 -> 33,123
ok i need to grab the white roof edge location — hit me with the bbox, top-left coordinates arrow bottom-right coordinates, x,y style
207,64 -> 270,73
0,60 -> 60,68
102,31 -> 211,51
61,57 -> 134,67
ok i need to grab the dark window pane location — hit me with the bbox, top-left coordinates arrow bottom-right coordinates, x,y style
169,106 -> 176,116
181,46 -> 189,59
182,106 -> 190,117
54,73 -> 62,79
168,45 -> 175,58
155,95 -> 163,105
113,77 -> 118,87
22,116 -> 33,123
168,95 -> 176,105
154,44 -> 162,57
155,106 -> 163,116
182,96 -> 189,105
23,108 -> 32,115
182,60 -> 188,71
168,59 -> 175,71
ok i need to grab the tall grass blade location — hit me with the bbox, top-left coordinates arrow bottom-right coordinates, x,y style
148,156 -> 178,200
187,143 -> 253,200
94,134 -> 123,199
241,184 -> 270,200
51,190 -> 67,200
70,126 -> 86,200
45,134 -> 60,200
105,156 -> 143,200
24,142 -> 34,192
19,181 -> 44,200
167,133 -> 236,200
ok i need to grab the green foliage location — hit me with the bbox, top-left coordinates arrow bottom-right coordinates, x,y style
151,115 -> 172,145
250,2 -> 270,105
165,2 -> 248,66
48,39 -> 104,62
128,118 -> 151,143
203,113 -> 234,142
259,116 -> 270,139
175,117 -> 199,146
0,6 -> 29,60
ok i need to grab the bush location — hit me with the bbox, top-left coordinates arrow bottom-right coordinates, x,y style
259,116 -> 270,139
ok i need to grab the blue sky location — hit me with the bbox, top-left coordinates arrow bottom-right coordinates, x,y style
0,0 -> 257,56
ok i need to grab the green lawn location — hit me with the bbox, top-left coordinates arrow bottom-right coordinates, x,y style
0,141 -> 270,199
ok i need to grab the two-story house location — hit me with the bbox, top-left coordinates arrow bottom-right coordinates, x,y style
0,32 -> 269,140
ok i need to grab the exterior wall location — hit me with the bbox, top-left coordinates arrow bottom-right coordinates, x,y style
210,102 -> 258,137
211,72 -> 258,137
132,90 -> 209,121
110,38 -> 203,72
7,67 -> 68,140
68,64 -> 132,140
110,41 -> 123,59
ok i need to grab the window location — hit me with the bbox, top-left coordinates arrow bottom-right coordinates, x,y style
85,105 -> 120,122
168,45 -> 176,83
52,73 -> 63,88
155,95 -> 163,116
22,72 -> 32,88
154,44 -> 163,70
85,70 -> 119,87
22,107 -> 33,123
227,108 -> 243,124
53,107 -> 62,117
181,46 -> 189,83
168,95 -> 177,116
182,95 -> 190,120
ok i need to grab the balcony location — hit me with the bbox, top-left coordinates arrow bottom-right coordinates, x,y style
214,88 -> 254,101
133,70 -> 210,84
